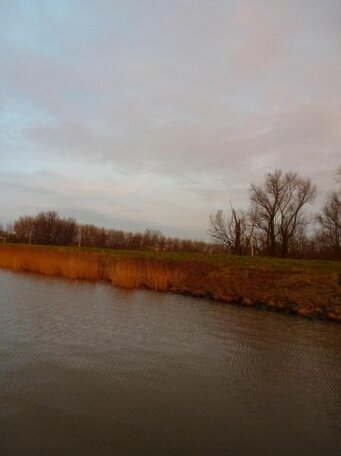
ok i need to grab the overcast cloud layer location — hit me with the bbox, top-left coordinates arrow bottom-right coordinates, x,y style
1,0 -> 340,238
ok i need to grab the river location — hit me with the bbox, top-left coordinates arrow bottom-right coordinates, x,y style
0,269 -> 340,455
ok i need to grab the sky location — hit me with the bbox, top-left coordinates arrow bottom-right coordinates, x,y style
1,0 -> 340,239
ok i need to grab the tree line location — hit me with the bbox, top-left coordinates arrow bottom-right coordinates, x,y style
208,167 -> 341,259
0,210 -> 221,253
0,167 -> 340,259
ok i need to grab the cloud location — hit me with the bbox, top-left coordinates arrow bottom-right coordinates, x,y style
0,0 -> 340,238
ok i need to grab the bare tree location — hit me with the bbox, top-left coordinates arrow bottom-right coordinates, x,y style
34,211 -> 59,245
336,164 -> 341,183
0,223 -> 5,243
250,170 -> 316,257
317,192 -> 341,258
208,207 -> 249,255
13,212 -> 78,246
14,216 -> 36,244
142,228 -> 163,250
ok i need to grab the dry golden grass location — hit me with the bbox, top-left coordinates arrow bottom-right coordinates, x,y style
0,247 -> 100,280
104,258 -> 172,291
0,245 -> 340,321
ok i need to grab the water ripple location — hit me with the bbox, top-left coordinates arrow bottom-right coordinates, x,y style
0,269 -> 340,456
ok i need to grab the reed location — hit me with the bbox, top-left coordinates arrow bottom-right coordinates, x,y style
0,245 -> 340,321
102,258 -> 171,291
0,246 -> 100,280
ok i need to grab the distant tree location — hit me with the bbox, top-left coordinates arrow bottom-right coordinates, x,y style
10,210 -> 220,253
14,216 -> 36,243
0,223 -> 5,243
107,229 -> 126,249
336,164 -> 341,183
317,169 -> 341,257
13,211 -> 77,246
34,211 -> 60,245
55,217 -> 78,246
250,170 -> 316,257
78,224 -> 107,248
142,228 -> 163,250
208,207 -> 249,255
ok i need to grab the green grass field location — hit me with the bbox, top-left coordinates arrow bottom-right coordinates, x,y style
1,243 -> 340,274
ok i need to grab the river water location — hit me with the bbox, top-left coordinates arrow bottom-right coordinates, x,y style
0,269 -> 340,456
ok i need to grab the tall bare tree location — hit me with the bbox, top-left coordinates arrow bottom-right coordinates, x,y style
250,170 -> 316,257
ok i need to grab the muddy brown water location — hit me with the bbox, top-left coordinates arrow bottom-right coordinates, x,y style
0,269 -> 340,456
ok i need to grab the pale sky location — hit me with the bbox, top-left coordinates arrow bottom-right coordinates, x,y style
1,0 -> 340,239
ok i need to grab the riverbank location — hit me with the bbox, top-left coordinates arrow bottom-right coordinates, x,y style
0,244 -> 340,321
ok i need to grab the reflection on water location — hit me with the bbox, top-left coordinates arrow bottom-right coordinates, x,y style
0,269 -> 340,456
